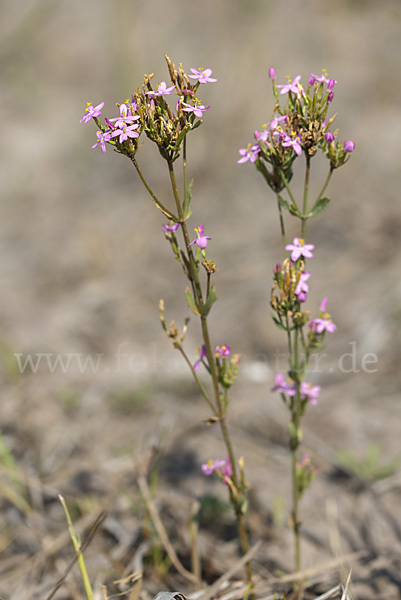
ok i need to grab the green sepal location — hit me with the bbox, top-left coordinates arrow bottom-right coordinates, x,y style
306,196 -> 330,218
202,286 -> 217,316
185,287 -> 201,316
183,178 -> 194,220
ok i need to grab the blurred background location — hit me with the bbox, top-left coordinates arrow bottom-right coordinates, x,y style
1,0 -> 401,594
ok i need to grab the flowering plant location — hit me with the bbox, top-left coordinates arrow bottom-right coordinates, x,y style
80,59 -> 354,581
239,67 -> 354,570
80,55 -> 253,584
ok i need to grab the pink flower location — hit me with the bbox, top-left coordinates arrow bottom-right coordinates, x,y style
188,225 -> 211,249
295,272 -> 311,301
80,101 -> 105,124
344,140 -> 355,152
309,317 -> 337,334
162,222 -> 180,233
109,103 -> 140,128
193,345 -> 207,372
215,344 -> 230,358
276,75 -> 304,96
188,68 -> 217,84
281,132 -> 302,156
272,373 -> 296,396
181,101 -> 210,118
269,67 -> 276,80
285,238 -> 314,261
146,81 -> 176,97
202,457 -> 232,483
237,143 -> 260,164
109,123 -> 139,144
300,381 -> 321,405
91,130 -> 111,154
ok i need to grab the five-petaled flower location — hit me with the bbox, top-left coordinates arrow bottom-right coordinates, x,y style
146,81 -> 176,97
271,373 -> 296,396
300,381 -> 321,405
109,123 -> 139,144
276,75 -> 304,96
285,238 -> 314,261
181,101 -> 210,118
237,143 -> 260,164
281,132 -> 303,156
309,316 -> 337,333
91,130 -> 111,154
109,103 -> 140,128
188,68 -> 217,84
188,224 -> 211,249
80,101 -> 105,124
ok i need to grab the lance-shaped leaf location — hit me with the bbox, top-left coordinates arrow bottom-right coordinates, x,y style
183,178 -> 194,220
202,286 -> 217,316
185,287 -> 201,316
306,197 -> 330,218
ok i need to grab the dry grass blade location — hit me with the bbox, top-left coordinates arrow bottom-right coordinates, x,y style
340,571 -> 352,600
256,548 -> 367,588
137,474 -> 201,587
312,584 -> 341,600
194,540 -> 262,600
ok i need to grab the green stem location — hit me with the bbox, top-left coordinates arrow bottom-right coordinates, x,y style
176,345 -> 217,417
131,157 -> 178,221
301,155 -> 311,239
291,326 -> 302,571
276,193 -> 286,249
167,159 -> 253,585
278,168 -> 299,213
314,166 -> 333,206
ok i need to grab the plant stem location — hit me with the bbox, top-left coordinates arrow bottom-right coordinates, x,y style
131,157 -> 178,221
301,155 -> 311,239
276,193 -> 286,249
314,166 -> 333,205
167,158 -> 253,585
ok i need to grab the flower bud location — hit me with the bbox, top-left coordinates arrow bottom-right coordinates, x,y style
325,132 -> 334,143
308,75 -> 315,86
327,79 -> 336,91
344,140 -> 355,152
269,67 -> 276,80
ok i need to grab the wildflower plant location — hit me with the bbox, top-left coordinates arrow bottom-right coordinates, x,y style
80,57 -> 354,581
238,67 -> 354,570
80,55 -> 252,584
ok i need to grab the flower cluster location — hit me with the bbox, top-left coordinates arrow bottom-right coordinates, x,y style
79,55 -> 217,162
238,68 -> 355,192
193,343 -> 240,390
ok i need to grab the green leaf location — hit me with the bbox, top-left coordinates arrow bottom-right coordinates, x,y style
307,197 -> 330,218
202,286 -> 217,316
185,287 -> 201,316
183,178 -> 194,220
278,194 -> 290,211
271,315 -> 287,331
